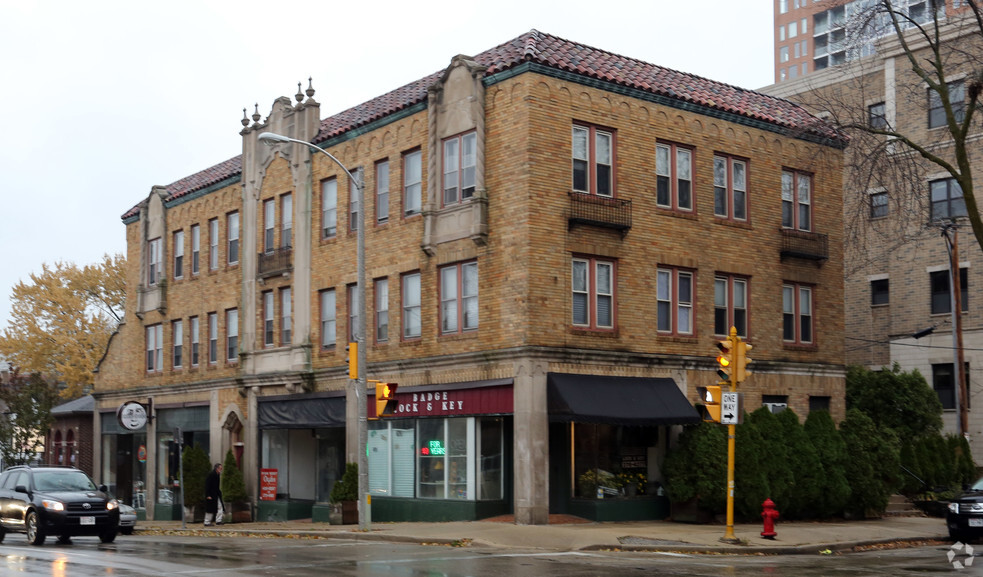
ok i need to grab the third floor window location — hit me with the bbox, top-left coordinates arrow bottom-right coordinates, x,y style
782,169 -> 812,231
572,124 -> 613,197
443,132 -> 476,206
656,143 -> 693,212
714,155 -> 747,221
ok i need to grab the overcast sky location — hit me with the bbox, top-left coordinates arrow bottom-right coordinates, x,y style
0,0 -> 774,329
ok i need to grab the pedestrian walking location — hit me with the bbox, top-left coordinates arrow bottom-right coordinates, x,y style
204,463 -> 224,526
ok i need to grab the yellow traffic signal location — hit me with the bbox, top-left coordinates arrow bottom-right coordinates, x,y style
697,385 -> 722,422
716,338 -> 734,383
375,382 -> 399,418
347,342 -> 358,379
736,341 -> 753,383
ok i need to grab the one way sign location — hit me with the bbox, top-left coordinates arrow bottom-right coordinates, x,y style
721,392 -> 742,425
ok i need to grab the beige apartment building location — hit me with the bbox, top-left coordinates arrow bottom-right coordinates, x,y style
94,30 -> 847,525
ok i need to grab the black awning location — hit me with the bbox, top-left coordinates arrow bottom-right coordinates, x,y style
258,393 -> 346,429
547,372 -> 701,426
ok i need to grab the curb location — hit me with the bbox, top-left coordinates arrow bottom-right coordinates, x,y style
582,535 -> 950,555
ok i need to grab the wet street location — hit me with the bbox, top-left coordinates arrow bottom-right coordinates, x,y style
0,534 -> 972,576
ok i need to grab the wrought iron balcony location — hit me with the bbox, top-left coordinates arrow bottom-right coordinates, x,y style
568,192 -> 632,235
780,229 -> 829,261
258,246 -> 293,277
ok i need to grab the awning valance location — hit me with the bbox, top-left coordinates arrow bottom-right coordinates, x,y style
547,372 -> 700,426
258,392 -> 346,429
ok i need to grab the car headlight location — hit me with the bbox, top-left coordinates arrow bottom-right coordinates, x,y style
41,499 -> 65,512
950,502 -> 961,514
107,499 -> 118,511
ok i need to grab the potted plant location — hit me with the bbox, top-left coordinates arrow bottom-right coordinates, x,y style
330,463 -> 359,524
220,449 -> 250,523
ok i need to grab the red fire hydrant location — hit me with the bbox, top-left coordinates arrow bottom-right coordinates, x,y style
761,498 -> 779,539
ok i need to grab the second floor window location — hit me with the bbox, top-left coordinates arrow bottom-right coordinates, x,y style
657,267 -> 693,335
320,289 -> 336,349
148,238 -> 162,286
281,287 -> 292,345
263,199 -> 275,253
440,262 -> 478,334
376,160 -> 390,223
322,179 -> 338,238
281,193 -> 292,248
871,278 -> 889,306
348,285 -> 359,342
572,125 -> 613,197
783,283 -> 813,344
572,257 -> 614,330
226,308 -> 239,362
782,170 -> 812,231
714,155 -> 747,221
930,178 -> 966,221
715,275 -> 748,338
172,319 -> 183,369
404,150 -> 422,216
191,224 -> 200,275
443,132 -> 476,205
208,312 -> 218,364
376,278 -> 389,342
190,316 -> 200,367
146,324 -> 163,373
263,291 -> 275,347
656,143 -> 693,211
930,268 -> 968,314
227,212 -> 240,265
173,230 -> 184,279
403,272 -> 421,339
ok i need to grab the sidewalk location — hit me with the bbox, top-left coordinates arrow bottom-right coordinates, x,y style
137,514 -> 949,555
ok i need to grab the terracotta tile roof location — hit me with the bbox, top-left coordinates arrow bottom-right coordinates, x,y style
123,30 -> 842,221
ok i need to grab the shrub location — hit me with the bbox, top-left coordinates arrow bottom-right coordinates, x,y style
840,409 -> 901,517
734,415 -> 770,520
663,421 -> 726,512
846,364 -> 942,441
775,408 -> 824,519
804,410 -> 850,518
181,444 -> 211,509
330,462 -> 359,503
221,449 -> 248,505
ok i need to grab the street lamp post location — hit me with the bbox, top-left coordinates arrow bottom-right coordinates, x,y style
941,222 -> 968,439
258,131 -> 369,530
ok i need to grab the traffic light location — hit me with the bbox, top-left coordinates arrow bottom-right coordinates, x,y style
696,385 -> 722,422
716,337 -> 734,384
375,382 -> 399,417
736,341 -> 753,383
347,342 -> 358,379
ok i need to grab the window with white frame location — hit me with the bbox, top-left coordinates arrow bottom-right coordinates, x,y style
443,132 -> 477,206
713,155 -> 747,221
191,224 -> 200,275
404,150 -> 422,216
782,169 -> 812,231
572,124 -> 613,197
263,199 -> 275,253
376,278 -> 389,342
322,179 -> 338,238
146,324 -> 163,373
281,287 -> 292,345
208,312 -> 218,364
281,193 -> 292,248
572,257 -> 615,330
656,143 -> 693,211
376,160 -> 390,223
348,284 -> 359,342
320,289 -> 336,349
172,319 -> 183,369
349,168 -> 363,232
226,308 -> 239,362
403,272 -> 421,339
715,275 -> 748,338
148,238 -> 162,286
227,212 -> 240,264
782,283 -> 813,344
173,230 -> 184,279
208,218 -> 218,271
657,267 -> 693,335
190,316 -> 199,367
440,262 -> 478,334
263,291 -> 275,347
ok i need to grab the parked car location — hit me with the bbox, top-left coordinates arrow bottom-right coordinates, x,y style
0,465 -> 119,545
118,502 -> 137,535
947,476 -> 983,541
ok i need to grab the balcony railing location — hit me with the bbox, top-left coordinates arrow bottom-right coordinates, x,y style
568,192 -> 632,235
780,229 -> 829,261
258,246 -> 293,277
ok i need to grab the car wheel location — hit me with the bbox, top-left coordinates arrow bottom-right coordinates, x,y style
99,530 -> 117,544
26,511 -> 46,546
119,527 -> 133,536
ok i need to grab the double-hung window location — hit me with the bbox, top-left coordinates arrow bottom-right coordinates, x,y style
146,324 -> 163,373
869,190 -> 888,219
656,143 -> 693,211
929,81 -> 965,129
172,319 -> 183,369
281,287 -> 292,345
320,289 -> 336,349
226,308 -> 239,362
227,211 -> 240,265
208,219 -> 219,271
263,199 -> 275,253
930,178 -> 966,221
782,283 -> 813,344
190,224 -> 200,275
263,291 -> 275,347
148,238 -> 162,286
868,102 -> 887,129
281,193 -> 292,248
376,278 -> 389,342
348,285 -> 359,342
930,269 -> 968,314
350,168 -> 363,232
173,230 -> 184,280
403,150 -> 422,216
443,132 -> 477,205
714,275 -> 748,337
322,179 -> 338,238
208,312 -> 218,364
657,267 -> 693,335
190,316 -> 200,367
402,273 -> 421,339
871,278 -> 889,306
376,160 -> 390,223
714,155 -> 747,221
440,262 -> 478,334
782,170 -> 812,231
572,257 -> 615,330
572,125 -> 613,197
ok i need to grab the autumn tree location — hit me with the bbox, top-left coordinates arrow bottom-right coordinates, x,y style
0,368 -> 59,467
0,255 -> 125,398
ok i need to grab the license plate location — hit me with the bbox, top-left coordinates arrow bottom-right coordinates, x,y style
969,518 -> 983,527
80,516 -> 95,526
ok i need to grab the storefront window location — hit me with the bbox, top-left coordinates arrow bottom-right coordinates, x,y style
316,429 -> 345,503
101,417 -> 148,511
262,430 -> 289,499
155,407 -> 210,505
479,418 -> 503,500
368,419 -> 416,497
573,423 -> 658,499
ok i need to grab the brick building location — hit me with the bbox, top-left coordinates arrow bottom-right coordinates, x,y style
764,12 -> 983,456
46,395 -> 95,477
94,30 -> 847,524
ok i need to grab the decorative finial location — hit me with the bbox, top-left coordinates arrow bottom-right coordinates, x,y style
241,108 -> 249,127
306,77 -> 315,98
296,82 -> 304,103
252,104 -> 261,123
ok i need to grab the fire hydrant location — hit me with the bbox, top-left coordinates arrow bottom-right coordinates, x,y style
761,498 -> 779,539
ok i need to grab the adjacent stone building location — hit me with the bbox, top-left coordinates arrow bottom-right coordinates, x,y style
94,30 -> 847,524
